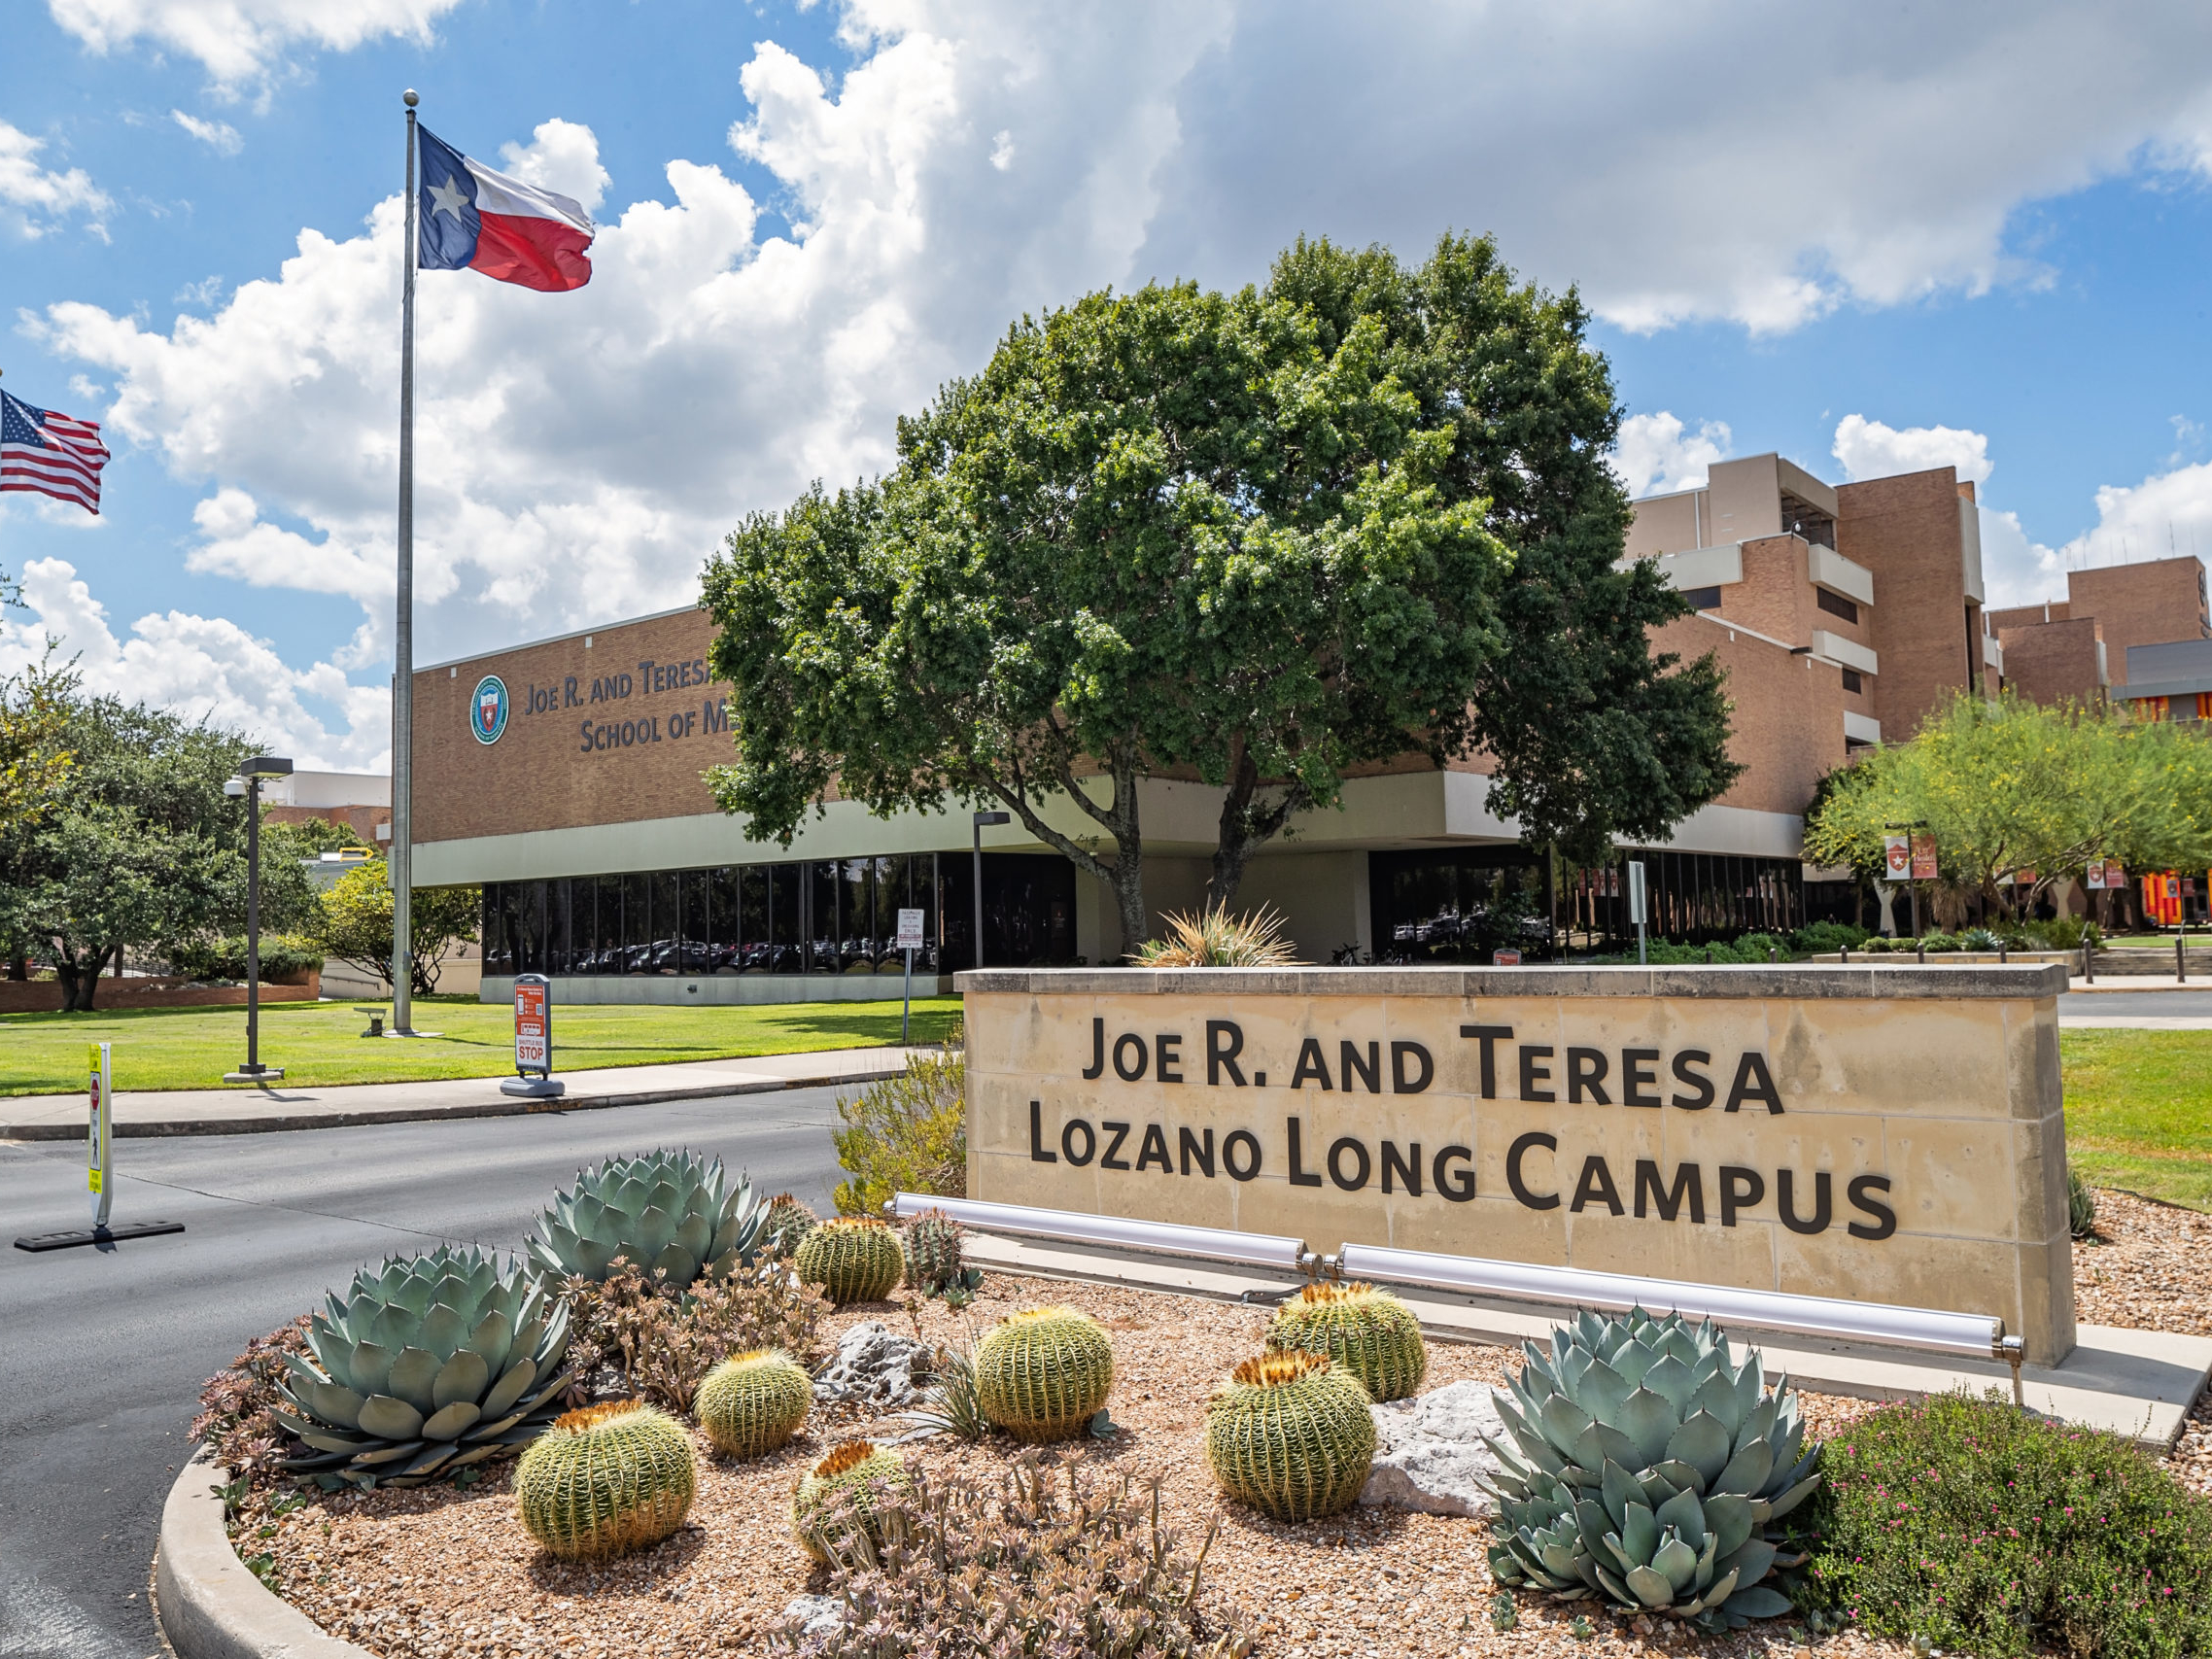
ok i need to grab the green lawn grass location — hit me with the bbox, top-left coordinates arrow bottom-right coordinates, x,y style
2060,1028 -> 2212,1211
0,996 -> 964,1095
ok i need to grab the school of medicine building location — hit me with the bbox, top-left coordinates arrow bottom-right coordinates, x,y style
413,452 -> 2016,1004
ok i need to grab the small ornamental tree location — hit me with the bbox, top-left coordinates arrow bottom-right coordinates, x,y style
1805,691 -> 2212,917
703,234 -> 1738,944
313,859 -> 479,996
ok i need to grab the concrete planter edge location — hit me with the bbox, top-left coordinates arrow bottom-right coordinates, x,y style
156,1451 -> 372,1659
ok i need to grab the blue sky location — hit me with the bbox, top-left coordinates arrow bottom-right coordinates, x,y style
5,1 -> 2212,767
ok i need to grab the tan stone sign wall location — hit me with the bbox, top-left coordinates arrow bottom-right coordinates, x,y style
961,965 -> 2076,1363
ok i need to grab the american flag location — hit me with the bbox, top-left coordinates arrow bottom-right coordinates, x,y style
2,389 -> 109,515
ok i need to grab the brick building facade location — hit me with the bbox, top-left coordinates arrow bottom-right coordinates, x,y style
405,452 -> 1987,1002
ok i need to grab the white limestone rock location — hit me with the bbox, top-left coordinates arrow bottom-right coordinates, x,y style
782,1594 -> 844,1637
1358,1379 -> 1507,1518
812,1320 -> 930,1408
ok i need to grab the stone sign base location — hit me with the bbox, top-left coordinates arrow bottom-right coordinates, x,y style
958,965 -> 2075,1365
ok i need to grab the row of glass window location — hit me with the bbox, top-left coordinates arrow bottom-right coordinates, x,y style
480,851 -> 1083,978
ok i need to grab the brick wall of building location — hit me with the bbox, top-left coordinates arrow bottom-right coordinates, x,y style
2064,557 -> 2210,684
414,606 -> 729,845
1834,467 -> 1975,743
1652,611 -> 1847,816
1990,615 -> 2104,706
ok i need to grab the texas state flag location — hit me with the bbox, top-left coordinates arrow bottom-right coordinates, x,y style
417,125 -> 595,293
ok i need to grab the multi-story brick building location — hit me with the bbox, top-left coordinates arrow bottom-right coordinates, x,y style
1624,452 -> 1996,751
404,451 -> 1994,1001
1987,555 -> 2211,705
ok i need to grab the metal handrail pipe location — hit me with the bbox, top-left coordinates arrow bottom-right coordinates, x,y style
889,1193 -> 1310,1272
1337,1242 -> 2006,1363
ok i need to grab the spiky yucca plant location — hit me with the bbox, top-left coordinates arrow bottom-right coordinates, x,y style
1129,904 -> 1302,967
272,1245 -> 570,1489
794,1216 -> 905,1305
1266,1281 -> 1428,1402
792,1440 -> 913,1562
529,1149 -> 765,1290
760,1192 -> 820,1259
1205,1350 -> 1376,1522
516,1400 -> 696,1561
694,1348 -> 811,1459
973,1306 -> 1114,1443
1482,1307 -> 1815,1630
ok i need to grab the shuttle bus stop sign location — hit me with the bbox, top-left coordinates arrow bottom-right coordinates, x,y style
896,907 -> 925,1042
13,1042 -> 185,1252
87,1043 -> 112,1229
501,973 -> 565,1099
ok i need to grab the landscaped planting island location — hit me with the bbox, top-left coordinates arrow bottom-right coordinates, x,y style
198,1159 -> 2212,1659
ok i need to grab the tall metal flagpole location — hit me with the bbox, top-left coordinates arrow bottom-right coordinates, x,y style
392,89 -> 419,1034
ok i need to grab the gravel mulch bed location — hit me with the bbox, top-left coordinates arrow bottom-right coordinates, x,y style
2072,1187 -> 2212,1337
241,1276 -> 1897,1659
233,1185 -> 2212,1658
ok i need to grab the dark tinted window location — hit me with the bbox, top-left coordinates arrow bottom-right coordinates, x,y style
1815,587 -> 1858,623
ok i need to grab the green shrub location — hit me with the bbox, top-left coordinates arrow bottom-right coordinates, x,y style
2023,916 -> 2100,950
163,934 -> 325,982
1800,1392 -> 2212,1657
2068,1168 -> 2099,1240
1918,931 -> 1963,952
1791,920 -> 1870,953
833,1040 -> 966,1216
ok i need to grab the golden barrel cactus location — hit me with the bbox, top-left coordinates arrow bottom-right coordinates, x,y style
972,1306 -> 1114,1443
1265,1281 -> 1428,1402
791,1439 -> 912,1562
516,1400 -> 696,1561
1205,1351 -> 1376,1522
793,1217 -> 906,1306
694,1348 -> 812,1460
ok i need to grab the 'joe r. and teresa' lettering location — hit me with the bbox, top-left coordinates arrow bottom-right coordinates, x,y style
1035,1014 -> 1897,1242
1077,1016 -> 1783,1112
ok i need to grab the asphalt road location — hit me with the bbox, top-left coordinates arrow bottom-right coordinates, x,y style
0,1089 -> 850,1659
2057,989 -> 2212,1020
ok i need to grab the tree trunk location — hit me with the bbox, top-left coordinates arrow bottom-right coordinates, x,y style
53,946 -> 106,1012
985,753 -> 1149,963
1204,742 -> 1304,913
6,950 -> 26,982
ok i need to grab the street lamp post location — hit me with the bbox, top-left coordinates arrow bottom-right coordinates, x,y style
225,756 -> 294,1084
972,811 -> 1010,970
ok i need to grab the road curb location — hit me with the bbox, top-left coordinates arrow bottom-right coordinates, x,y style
156,1451 -> 373,1659
0,1064 -> 906,1141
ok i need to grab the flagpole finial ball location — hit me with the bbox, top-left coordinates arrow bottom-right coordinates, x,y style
403,89 -> 419,107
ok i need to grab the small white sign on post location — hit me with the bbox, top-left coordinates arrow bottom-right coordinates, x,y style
896,908 -> 926,1042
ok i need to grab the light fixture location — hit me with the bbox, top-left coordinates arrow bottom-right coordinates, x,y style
889,1192 -> 1309,1273
224,755 -> 294,1086
1337,1241 -> 2026,1402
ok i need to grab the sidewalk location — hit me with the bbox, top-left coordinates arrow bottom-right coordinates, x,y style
0,1045 -> 924,1140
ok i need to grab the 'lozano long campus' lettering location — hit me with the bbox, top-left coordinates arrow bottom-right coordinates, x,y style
1023,1016 -> 1895,1241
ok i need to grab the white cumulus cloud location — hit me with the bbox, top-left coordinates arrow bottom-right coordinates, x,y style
1832,414 -> 1994,486
50,0 -> 467,94
25,0 -> 2212,737
2057,459 -> 2212,575
171,110 -> 243,155
1611,412 -> 1732,498
0,121 -> 112,240
0,558 -> 391,770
